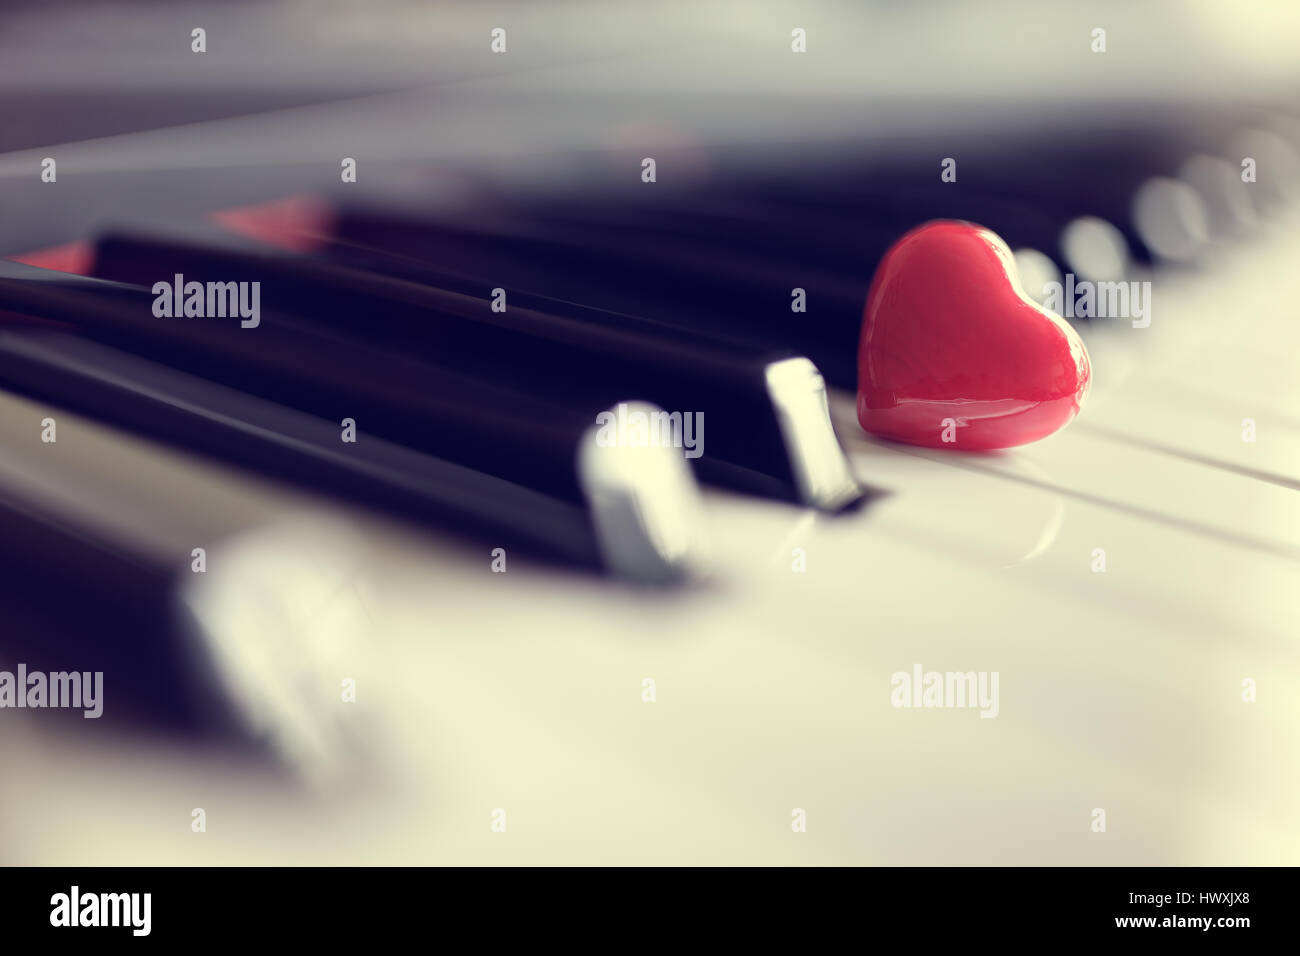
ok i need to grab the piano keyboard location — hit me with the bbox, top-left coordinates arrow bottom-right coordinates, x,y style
0,0 -> 1297,868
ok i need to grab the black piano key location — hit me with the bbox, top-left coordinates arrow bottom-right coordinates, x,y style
226,201 -> 873,390
0,329 -> 600,564
215,189 -> 1072,390
0,277 -> 707,582
81,232 -> 861,511
187,116 -> 1219,400
508,114 -> 1246,285
0,267 -> 589,500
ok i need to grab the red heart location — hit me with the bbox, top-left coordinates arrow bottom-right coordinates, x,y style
857,220 -> 1091,450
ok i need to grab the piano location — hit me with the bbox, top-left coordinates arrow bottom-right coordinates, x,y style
0,0 -> 1297,867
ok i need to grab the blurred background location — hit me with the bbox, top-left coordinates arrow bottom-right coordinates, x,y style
0,0 -> 1298,865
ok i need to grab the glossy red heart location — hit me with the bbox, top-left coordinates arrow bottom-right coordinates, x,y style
857,220 -> 1091,450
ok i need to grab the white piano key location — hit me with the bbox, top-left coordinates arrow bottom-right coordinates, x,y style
831,393 -> 1300,560
5,441 -> 1297,864
834,437 -> 1298,648
1079,379 -> 1300,486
